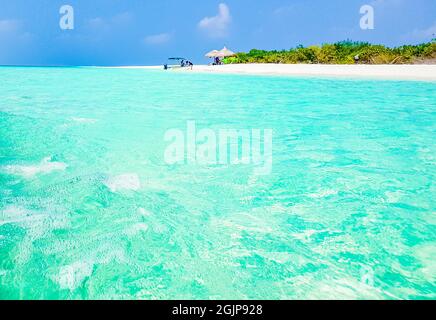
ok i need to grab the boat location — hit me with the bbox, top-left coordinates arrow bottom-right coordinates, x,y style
164,57 -> 193,70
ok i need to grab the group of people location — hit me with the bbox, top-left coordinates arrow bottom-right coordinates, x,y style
163,59 -> 194,70
181,59 -> 194,69
213,57 -> 223,65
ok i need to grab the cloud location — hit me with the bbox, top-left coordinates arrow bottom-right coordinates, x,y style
112,12 -> 133,25
0,19 -> 32,40
88,17 -> 108,29
87,12 -> 133,31
198,3 -> 231,38
0,19 -> 35,63
404,22 -> 436,41
273,4 -> 297,16
143,32 -> 172,45
0,19 -> 21,33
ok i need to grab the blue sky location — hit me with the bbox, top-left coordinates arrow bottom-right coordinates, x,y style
0,0 -> 435,66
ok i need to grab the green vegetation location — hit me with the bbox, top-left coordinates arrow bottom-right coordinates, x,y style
223,40 -> 436,65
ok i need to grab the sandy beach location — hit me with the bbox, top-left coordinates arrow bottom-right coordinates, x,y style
189,64 -> 436,81
115,64 -> 436,81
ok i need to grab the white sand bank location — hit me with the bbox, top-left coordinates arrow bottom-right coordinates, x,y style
188,64 -> 436,81
108,64 -> 436,81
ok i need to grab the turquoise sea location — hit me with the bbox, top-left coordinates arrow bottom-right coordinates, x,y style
0,67 -> 435,299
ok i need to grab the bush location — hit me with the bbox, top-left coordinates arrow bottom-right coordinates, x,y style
223,40 -> 436,65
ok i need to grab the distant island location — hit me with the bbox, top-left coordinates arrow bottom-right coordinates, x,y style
223,40 -> 436,65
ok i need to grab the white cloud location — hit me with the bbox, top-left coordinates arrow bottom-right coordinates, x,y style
273,4 -> 297,16
112,12 -> 133,25
0,19 -> 31,41
87,12 -> 133,31
198,3 -> 231,38
0,19 -> 34,63
405,22 -> 436,41
143,32 -> 172,45
0,19 -> 21,33
88,17 -> 107,29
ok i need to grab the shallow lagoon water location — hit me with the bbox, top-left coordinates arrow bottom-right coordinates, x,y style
0,67 -> 435,299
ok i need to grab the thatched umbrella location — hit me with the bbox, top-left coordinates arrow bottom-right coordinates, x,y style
205,50 -> 219,58
216,46 -> 235,57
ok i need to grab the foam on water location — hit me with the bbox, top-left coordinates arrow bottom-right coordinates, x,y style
104,173 -> 141,192
138,207 -> 152,216
58,262 -> 94,291
0,205 -> 67,233
125,223 -> 149,236
2,157 -> 67,178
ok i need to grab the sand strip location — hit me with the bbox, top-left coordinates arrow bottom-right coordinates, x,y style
107,64 -> 436,81
188,64 -> 436,81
